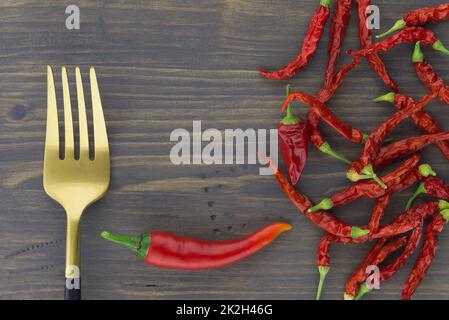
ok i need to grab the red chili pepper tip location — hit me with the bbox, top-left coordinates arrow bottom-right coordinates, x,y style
373,92 -> 395,103
376,19 -> 406,39
316,265 -> 330,300
308,198 -> 334,213
354,282 -> 373,300
432,40 -> 449,56
412,42 -> 425,63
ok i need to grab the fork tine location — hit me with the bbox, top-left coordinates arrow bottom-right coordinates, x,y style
90,67 -> 109,154
76,67 -> 89,159
62,67 -> 75,159
45,66 -> 59,155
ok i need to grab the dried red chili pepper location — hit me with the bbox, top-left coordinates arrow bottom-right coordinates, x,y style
402,209 -> 449,300
308,153 -> 423,212
348,27 -> 449,57
316,234 -> 334,300
373,132 -> 449,170
346,200 -> 445,299
317,233 -> 406,300
347,91 -> 437,188
354,224 -> 423,300
100,222 -> 291,270
373,201 -> 440,239
278,85 -> 309,185
260,154 -> 369,239
413,41 -> 449,105
344,238 -> 387,300
377,4 -> 449,38
406,176 -> 449,210
356,0 -> 398,91
309,57 -> 362,164
369,194 -> 391,234
260,0 -> 333,80
323,0 -> 353,89
281,91 -> 366,144
374,90 -> 449,163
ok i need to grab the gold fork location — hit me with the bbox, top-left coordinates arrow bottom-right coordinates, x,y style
43,66 -> 110,300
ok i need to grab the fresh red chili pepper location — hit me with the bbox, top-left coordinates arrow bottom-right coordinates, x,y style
100,222 -> 291,270
260,0 -> 333,80
348,27 -> 449,57
374,90 -> 449,163
347,92 -> 437,188
377,4 -> 449,39
402,210 -> 449,300
278,85 -> 309,185
356,0 -> 399,91
373,132 -> 449,170
323,0 -> 353,89
413,41 -> 449,105
308,153 -> 422,212
260,154 -> 369,239
406,176 -> 449,211
281,91 -> 366,144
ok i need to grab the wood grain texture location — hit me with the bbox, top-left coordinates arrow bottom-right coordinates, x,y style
1,0 -> 449,300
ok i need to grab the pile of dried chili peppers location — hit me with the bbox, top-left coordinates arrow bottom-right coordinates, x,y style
261,1 -> 449,300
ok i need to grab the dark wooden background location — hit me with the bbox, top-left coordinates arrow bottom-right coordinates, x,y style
1,0 -> 449,300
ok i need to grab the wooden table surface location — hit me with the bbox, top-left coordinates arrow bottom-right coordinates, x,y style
1,0 -> 449,300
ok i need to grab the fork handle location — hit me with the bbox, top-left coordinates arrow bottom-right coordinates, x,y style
65,218 -> 81,300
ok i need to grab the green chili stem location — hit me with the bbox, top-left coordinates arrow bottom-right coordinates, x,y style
412,42 -> 425,63
373,92 -> 395,103
440,209 -> 449,222
346,169 -> 373,182
361,164 -> 387,189
318,141 -> 352,164
405,182 -> 426,211
101,231 -> 141,251
419,164 -> 436,177
433,40 -> 449,56
316,266 -> 330,300
320,0 -> 333,7
308,198 -> 334,213
354,282 -> 373,300
376,19 -> 406,39
281,84 -> 300,125
351,227 -> 370,239
439,200 -> 449,211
